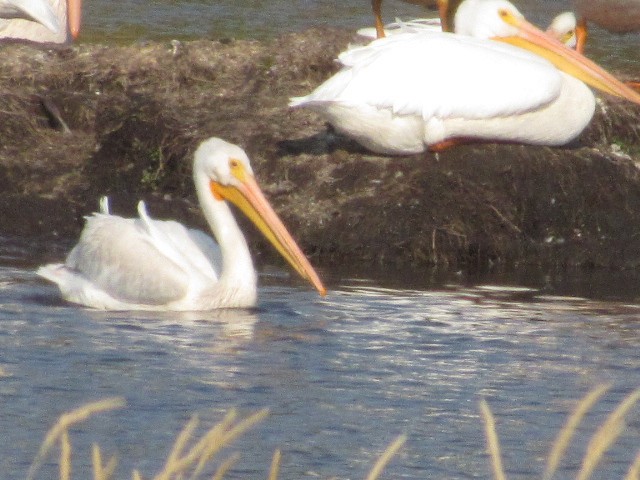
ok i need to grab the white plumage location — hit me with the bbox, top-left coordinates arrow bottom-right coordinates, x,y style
0,0 -> 80,43
38,138 -> 326,311
291,0 -> 639,155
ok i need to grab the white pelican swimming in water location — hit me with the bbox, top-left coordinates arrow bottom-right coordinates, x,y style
0,0 -> 81,43
574,0 -> 640,52
290,0 -> 640,155
38,138 -> 326,310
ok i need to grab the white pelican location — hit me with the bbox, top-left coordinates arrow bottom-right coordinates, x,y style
290,0 -> 640,155
546,11 -> 577,49
37,138 -> 326,311
358,17 -> 442,40
360,12 -> 576,45
574,0 -> 640,52
0,0 -> 80,43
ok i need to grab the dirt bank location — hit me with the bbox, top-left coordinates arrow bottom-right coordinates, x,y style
1,29 -> 640,274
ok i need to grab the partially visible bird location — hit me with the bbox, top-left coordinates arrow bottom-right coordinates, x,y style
357,17 -> 442,40
290,0 -> 640,155
0,0 -> 81,43
360,11 -> 578,46
546,11 -> 577,49
38,138 -> 326,311
573,0 -> 640,52
372,0 -> 462,37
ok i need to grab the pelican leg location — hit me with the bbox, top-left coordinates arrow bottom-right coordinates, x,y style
576,17 -> 588,53
372,0 -> 386,38
438,0 -> 451,32
428,137 -> 474,152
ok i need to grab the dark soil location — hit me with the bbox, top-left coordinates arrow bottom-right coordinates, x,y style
2,29 -> 640,275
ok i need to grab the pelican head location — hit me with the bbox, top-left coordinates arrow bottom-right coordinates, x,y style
193,138 -> 326,297
547,12 -> 577,48
454,0 -> 640,106
454,0 -> 526,39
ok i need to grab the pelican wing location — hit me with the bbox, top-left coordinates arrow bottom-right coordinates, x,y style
61,211 -> 220,306
293,32 -> 563,121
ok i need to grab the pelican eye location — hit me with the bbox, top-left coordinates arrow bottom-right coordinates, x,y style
228,157 -> 248,181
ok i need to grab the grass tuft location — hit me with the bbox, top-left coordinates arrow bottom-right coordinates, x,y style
26,397 -> 126,480
483,385 -> 640,480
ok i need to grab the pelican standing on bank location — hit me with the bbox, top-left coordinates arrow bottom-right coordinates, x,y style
38,138 -> 326,310
372,0 -> 461,36
574,0 -> 640,52
290,0 -> 640,155
0,0 -> 81,43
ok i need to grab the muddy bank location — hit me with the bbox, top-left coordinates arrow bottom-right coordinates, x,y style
1,29 -> 640,274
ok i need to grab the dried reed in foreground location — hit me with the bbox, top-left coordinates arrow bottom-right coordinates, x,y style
481,386 -> 640,480
27,401 -> 405,480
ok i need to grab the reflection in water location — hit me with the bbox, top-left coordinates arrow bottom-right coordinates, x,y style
0,264 -> 640,479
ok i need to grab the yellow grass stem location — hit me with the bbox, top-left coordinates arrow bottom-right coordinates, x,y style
166,415 -> 200,468
365,434 -> 407,480
27,397 -> 126,480
132,470 -> 143,480
211,452 -> 240,480
189,409 -> 241,477
192,408 -> 269,478
60,430 -> 71,480
92,444 -> 103,480
92,444 -> 117,480
268,449 -> 281,480
479,399 -> 507,480
624,448 -> 640,480
576,388 -> 640,480
543,384 -> 611,480
155,408 -> 269,480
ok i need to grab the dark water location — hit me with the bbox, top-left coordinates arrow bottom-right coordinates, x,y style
1,244 -> 640,479
80,0 -> 640,72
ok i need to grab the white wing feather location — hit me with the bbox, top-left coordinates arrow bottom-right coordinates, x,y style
49,206 -> 222,307
292,32 -> 563,121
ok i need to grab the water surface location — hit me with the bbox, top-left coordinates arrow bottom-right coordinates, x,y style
1,252 -> 640,479
81,0 -> 640,71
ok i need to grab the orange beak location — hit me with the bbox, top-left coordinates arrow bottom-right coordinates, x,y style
210,173 -> 326,297
494,11 -> 640,105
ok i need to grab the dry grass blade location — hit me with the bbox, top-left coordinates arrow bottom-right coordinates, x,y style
192,408 -> 270,479
132,470 -> 143,480
27,397 -> 126,480
155,408 -> 269,480
92,444 -> 118,480
268,449 -> 281,480
576,388 -> 640,480
165,415 -> 200,469
188,411 -> 239,480
624,448 -> 640,480
211,452 -> 241,480
365,434 -> 407,480
480,399 -> 507,480
543,384 -> 610,480
60,430 -> 71,480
